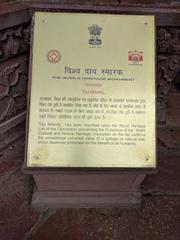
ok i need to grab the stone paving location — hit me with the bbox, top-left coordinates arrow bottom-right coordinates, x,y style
0,129 -> 180,240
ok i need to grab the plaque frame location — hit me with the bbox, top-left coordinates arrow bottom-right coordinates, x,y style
24,11 -> 157,208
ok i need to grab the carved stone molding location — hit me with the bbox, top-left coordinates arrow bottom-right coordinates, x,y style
0,23 -> 30,63
157,54 -> 180,102
0,56 -> 29,132
157,27 -> 180,54
157,27 -> 180,124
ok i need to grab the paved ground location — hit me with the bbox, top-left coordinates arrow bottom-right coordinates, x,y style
0,125 -> 180,240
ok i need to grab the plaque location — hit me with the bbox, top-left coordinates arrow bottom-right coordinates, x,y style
26,12 -> 156,168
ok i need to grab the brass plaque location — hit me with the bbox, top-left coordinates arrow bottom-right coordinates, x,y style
27,12 -> 156,168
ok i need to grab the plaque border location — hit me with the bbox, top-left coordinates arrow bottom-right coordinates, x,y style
24,11 -> 157,174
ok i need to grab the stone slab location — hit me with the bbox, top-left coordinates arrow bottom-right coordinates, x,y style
142,152 -> 180,193
31,196 -> 180,240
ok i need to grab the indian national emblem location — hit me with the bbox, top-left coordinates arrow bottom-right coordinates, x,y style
88,24 -> 102,46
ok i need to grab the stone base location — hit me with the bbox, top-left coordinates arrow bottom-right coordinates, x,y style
32,190 -> 142,208
31,173 -> 146,208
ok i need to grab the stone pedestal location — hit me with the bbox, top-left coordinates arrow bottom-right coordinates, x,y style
28,171 -> 147,208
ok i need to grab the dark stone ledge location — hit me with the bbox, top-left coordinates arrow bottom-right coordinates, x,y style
0,2 -> 31,31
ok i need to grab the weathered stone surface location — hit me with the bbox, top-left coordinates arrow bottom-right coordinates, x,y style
0,23 -> 30,62
158,127 -> 180,151
1,130 -> 180,239
120,0 -> 161,5
142,153 -> 180,193
31,209 -> 84,240
0,135 -> 41,240
0,4 -> 30,32
0,121 -> 25,152
30,196 -> 180,240
0,56 -> 29,125
157,54 -> 180,125
167,94 -> 180,127
0,195 -> 40,240
0,135 -> 32,198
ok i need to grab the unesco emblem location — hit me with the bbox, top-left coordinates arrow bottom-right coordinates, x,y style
47,50 -> 61,64
88,24 -> 102,46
